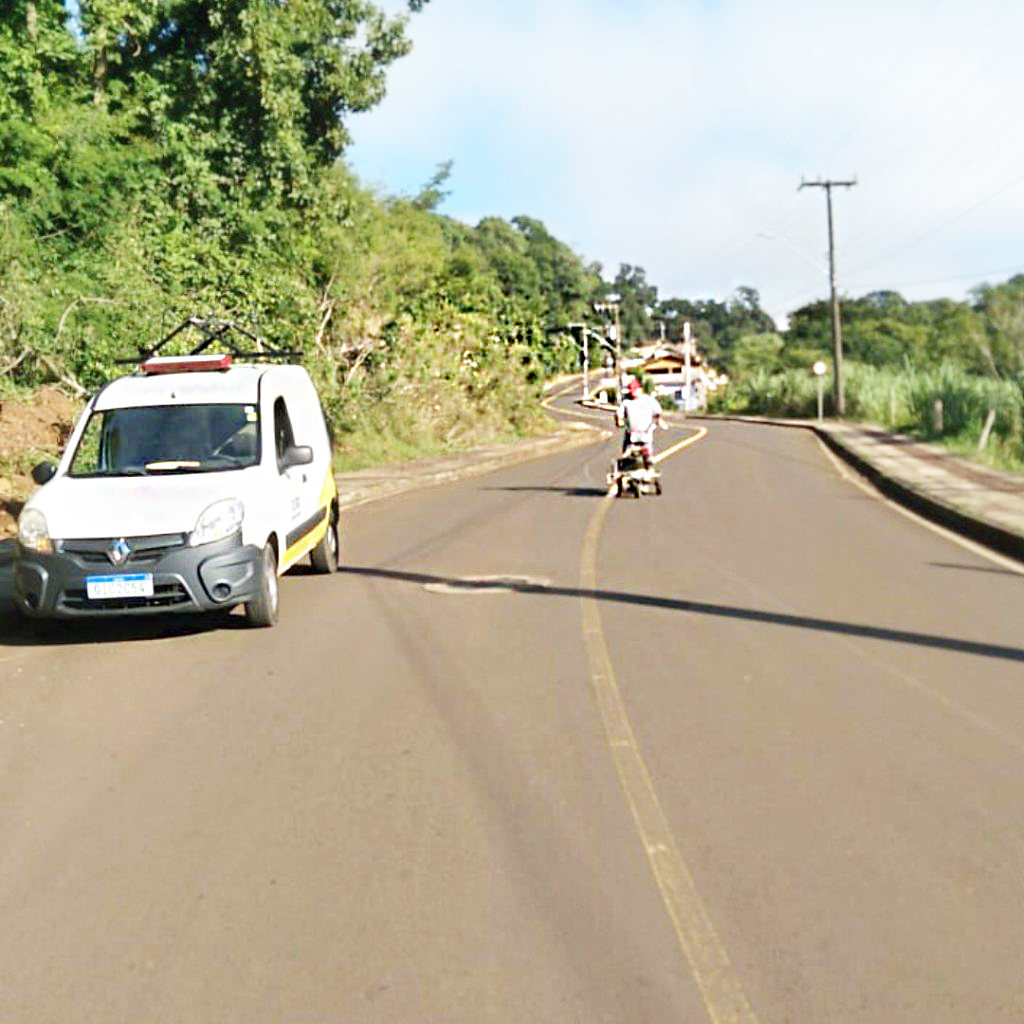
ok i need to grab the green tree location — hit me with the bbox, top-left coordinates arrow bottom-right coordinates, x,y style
510,215 -> 602,330
67,0 -> 426,204
786,288 -> 995,376
971,275 -> 1024,377
912,299 -> 985,372
731,331 -> 785,378
656,297 -> 729,350
724,286 -> 775,339
610,264 -> 656,348
473,216 -> 542,312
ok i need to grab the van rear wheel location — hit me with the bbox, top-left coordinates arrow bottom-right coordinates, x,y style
245,543 -> 279,627
310,509 -> 339,574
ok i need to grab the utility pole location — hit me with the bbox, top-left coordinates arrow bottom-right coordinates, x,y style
683,320 -> 692,395
799,177 -> 856,417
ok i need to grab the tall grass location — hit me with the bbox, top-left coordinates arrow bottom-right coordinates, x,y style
715,362 -> 1024,470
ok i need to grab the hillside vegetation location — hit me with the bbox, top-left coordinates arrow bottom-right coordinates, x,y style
0,0 -> 604,466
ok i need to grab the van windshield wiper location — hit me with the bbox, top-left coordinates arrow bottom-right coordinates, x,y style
144,460 -> 202,472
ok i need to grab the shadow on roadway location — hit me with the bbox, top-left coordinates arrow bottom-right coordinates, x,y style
929,561 -> 1024,578
0,606 -> 249,647
481,485 -> 609,498
340,565 -> 1024,666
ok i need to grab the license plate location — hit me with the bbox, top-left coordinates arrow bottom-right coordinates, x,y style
86,574 -> 154,600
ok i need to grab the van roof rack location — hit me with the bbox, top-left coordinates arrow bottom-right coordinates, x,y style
115,316 -> 301,365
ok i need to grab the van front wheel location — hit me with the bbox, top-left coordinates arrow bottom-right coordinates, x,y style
245,543 -> 279,627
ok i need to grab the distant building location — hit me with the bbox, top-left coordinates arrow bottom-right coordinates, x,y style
586,336 -> 727,409
623,340 -> 725,412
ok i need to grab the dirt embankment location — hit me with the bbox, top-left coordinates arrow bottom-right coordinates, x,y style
0,387 -> 80,539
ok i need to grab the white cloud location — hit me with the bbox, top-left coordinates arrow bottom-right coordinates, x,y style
350,0 -> 1024,326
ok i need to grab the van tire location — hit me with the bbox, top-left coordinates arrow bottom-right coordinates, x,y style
245,543 -> 279,627
310,509 -> 339,574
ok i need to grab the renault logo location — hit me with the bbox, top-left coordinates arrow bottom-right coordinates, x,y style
107,538 -> 131,566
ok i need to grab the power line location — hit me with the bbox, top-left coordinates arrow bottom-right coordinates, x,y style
878,264 -> 1024,290
846,166 -> 1024,278
843,68 -> 1024,259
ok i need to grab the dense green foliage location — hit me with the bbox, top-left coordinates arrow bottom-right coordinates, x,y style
0,0 -> 615,464
654,287 -> 777,370
717,279 -> 1024,467
785,289 -> 1017,376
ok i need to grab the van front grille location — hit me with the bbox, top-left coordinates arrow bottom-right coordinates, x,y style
58,534 -> 188,568
59,582 -> 192,613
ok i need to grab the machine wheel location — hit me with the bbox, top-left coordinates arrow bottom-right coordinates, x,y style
245,542 -> 280,627
629,479 -> 641,498
654,479 -> 663,496
310,508 -> 339,573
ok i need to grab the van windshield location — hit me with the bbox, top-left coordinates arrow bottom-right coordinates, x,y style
68,404 -> 260,477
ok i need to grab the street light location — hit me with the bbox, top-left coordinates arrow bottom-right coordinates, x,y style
564,322 -> 589,400
646,305 -> 666,342
552,322 -> 617,401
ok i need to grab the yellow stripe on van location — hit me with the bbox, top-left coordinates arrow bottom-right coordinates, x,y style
280,468 -> 338,570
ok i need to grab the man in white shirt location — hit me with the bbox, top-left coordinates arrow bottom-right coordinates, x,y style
615,377 -> 664,459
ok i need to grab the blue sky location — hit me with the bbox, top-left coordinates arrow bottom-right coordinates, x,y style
347,0 -> 1024,327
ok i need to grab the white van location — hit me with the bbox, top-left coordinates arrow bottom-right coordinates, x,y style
14,352 -> 338,628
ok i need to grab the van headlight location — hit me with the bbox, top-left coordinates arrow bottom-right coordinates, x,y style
17,508 -> 54,554
190,499 -> 244,547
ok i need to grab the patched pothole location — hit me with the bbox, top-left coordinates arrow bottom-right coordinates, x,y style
423,574 -> 551,595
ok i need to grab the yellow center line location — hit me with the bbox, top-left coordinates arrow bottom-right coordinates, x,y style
580,425 -> 760,1024
654,425 -> 708,463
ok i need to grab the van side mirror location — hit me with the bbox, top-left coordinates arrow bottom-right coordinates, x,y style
31,462 -> 57,485
281,445 -> 313,469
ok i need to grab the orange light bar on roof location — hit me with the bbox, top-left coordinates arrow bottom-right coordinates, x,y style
140,354 -> 233,375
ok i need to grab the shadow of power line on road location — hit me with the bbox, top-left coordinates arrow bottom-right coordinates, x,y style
340,565 -> 1024,666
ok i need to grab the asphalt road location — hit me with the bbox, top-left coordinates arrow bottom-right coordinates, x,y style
1,415 -> 1023,1023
